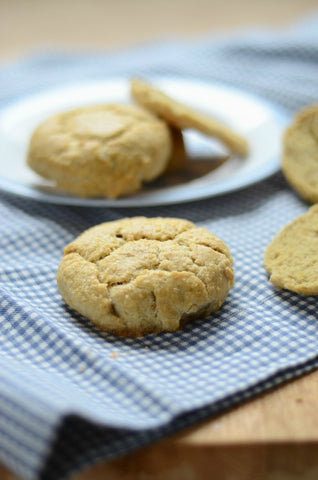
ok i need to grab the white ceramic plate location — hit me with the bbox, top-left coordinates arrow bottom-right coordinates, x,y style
0,77 -> 289,207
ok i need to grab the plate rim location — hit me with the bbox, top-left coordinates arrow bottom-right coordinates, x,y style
0,75 -> 290,207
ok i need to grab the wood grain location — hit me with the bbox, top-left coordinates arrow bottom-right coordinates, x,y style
71,369 -> 318,480
2,368 -> 318,479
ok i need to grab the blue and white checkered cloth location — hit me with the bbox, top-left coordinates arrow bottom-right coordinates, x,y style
1,12 -> 318,480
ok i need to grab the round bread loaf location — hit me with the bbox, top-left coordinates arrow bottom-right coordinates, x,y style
57,217 -> 234,337
27,104 -> 172,198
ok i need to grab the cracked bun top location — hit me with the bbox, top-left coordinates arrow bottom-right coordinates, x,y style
57,217 -> 234,337
27,104 -> 172,199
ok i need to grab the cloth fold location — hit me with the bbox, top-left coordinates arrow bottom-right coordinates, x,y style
1,12 -> 318,480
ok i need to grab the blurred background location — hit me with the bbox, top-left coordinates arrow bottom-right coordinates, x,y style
1,0 -> 317,60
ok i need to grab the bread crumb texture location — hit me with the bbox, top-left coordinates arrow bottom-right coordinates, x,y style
57,217 -> 234,337
264,204 -> 318,295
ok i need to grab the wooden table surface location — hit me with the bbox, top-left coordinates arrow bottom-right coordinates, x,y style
1,1 -> 318,479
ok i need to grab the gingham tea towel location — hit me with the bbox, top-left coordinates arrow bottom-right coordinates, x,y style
1,11 -> 318,480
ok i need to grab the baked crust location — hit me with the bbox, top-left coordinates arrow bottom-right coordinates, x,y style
27,104 -> 172,198
165,126 -> 187,173
57,217 -> 234,337
264,205 -> 318,295
282,104 -> 318,203
130,78 -> 248,157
